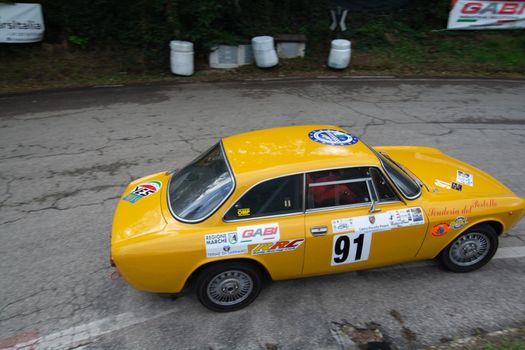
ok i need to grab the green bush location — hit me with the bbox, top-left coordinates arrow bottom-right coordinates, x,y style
9,0 -> 454,67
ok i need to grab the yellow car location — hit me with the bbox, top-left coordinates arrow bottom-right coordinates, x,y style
111,125 -> 525,311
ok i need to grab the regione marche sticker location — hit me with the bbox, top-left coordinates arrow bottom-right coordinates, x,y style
205,232 -> 248,258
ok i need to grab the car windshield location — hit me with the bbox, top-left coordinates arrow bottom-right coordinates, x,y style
374,150 -> 421,199
168,143 -> 234,222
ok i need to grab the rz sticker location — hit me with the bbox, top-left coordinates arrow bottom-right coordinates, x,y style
331,232 -> 372,266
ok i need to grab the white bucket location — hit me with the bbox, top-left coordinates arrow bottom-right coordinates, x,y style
328,39 -> 351,70
170,40 -> 194,76
251,36 -> 278,68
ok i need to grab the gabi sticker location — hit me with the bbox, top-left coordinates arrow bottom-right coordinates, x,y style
434,179 -> 452,190
308,129 -> 358,146
237,223 -> 280,244
204,232 -> 247,258
451,216 -> 468,229
252,239 -> 305,255
122,180 -> 162,204
431,222 -> 450,237
456,170 -> 474,187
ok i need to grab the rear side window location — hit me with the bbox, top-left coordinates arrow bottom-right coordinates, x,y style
306,168 -> 372,210
224,174 -> 303,220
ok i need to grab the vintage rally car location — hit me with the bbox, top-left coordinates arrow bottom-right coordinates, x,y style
111,125 -> 525,311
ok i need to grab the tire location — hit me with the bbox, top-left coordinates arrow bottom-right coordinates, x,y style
195,261 -> 262,312
439,224 -> 498,273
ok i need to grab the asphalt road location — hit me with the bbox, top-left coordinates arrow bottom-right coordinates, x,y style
1,78 -> 525,349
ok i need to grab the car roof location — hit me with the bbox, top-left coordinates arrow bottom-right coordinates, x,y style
221,125 -> 381,181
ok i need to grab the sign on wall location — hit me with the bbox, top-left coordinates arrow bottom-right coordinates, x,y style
0,3 -> 44,43
448,0 -> 525,29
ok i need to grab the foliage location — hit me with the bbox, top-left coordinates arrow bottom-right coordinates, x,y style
6,0 -> 490,69
68,35 -> 89,48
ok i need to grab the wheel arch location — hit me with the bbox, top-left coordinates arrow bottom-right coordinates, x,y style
183,257 -> 272,292
466,219 -> 504,236
432,219 -> 504,259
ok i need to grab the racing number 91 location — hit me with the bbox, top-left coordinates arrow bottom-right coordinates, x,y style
331,232 -> 372,266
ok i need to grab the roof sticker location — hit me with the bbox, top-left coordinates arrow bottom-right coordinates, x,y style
308,129 -> 359,146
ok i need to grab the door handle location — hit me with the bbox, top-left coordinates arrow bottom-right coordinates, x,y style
310,226 -> 328,236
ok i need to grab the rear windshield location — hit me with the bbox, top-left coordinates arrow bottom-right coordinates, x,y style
168,144 -> 234,222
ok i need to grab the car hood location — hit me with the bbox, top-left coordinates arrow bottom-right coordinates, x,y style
111,172 -> 170,246
374,146 -> 516,198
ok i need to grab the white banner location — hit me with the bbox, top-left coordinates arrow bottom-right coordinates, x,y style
448,0 -> 525,29
0,3 -> 44,43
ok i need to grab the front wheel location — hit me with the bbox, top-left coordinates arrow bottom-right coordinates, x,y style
195,261 -> 262,312
439,224 -> 498,273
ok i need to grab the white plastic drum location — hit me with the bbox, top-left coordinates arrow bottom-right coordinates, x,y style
251,36 -> 278,68
328,39 -> 351,69
170,40 -> 194,76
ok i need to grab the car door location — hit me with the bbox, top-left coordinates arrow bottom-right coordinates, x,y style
222,173 -> 306,280
303,167 -> 428,276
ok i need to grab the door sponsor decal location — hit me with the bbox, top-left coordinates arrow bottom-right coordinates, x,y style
237,223 -> 280,244
332,218 -> 354,233
251,239 -> 305,255
204,223 -> 280,258
331,207 -> 425,235
388,207 -> 424,227
456,170 -> 474,187
332,231 -> 372,266
353,214 -> 391,234
330,207 -> 424,265
204,232 -> 248,258
122,180 -> 162,203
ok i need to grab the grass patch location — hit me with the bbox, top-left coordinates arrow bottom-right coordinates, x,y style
1,30 -> 525,94
429,327 -> 525,350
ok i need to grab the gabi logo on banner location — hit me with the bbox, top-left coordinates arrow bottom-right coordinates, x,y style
447,0 -> 525,29
0,3 -> 45,43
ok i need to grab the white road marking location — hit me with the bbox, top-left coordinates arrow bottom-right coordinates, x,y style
495,245 -> 525,259
9,308 -> 179,350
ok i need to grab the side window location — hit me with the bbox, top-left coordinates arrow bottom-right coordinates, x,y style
370,168 -> 398,202
224,174 -> 303,220
306,168 -> 372,210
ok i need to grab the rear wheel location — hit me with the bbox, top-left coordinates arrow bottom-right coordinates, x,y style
439,224 -> 498,272
195,261 -> 262,312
